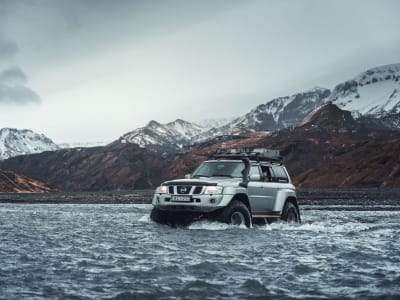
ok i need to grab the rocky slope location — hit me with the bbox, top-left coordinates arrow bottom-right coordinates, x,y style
0,168 -> 55,193
0,128 -> 59,160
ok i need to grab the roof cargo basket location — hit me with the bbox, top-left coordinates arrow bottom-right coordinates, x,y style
213,148 -> 282,163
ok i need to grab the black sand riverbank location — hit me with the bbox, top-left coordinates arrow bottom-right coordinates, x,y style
1,189 -> 399,208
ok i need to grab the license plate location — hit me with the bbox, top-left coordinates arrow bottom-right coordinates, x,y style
171,195 -> 191,202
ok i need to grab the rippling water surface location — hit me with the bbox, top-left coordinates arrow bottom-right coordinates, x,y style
1,203 -> 399,299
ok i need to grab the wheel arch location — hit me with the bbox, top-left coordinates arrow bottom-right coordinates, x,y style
273,189 -> 297,212
285,196 -> 299,212
231,193 -> 251,212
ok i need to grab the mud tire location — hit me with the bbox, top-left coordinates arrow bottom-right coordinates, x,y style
281,201 -> 301,223
150,207 -> 197,227
150,207 -> 170,225
219,200 -> 252,228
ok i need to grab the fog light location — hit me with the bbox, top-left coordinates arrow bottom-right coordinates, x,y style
210,198 -> 216,204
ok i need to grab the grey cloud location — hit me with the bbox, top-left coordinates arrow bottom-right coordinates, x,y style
0,66 -> 41,105
0,36 -> 18,59
0,83 -> 41,105
0,66 -> 27,85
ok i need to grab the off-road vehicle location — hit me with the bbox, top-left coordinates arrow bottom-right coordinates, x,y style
151,148 -> 300,227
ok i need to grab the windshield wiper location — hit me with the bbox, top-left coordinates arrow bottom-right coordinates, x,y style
211,174 -> 233,178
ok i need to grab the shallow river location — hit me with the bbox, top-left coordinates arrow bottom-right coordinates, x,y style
0,203 -> 399,299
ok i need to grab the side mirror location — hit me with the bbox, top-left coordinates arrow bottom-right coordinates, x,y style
184,174 -> 192,179
249,174 -> 261,181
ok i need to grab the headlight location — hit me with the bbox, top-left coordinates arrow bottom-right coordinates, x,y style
159,186 -> 169,194
204,186 -> 223,195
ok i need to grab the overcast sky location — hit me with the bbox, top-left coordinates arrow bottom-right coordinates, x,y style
1,0 -> 400,143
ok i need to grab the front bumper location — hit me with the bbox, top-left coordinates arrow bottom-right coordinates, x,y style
152,193 -> 234,212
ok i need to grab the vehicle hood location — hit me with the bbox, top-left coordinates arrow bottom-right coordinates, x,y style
162,178 -> 241,187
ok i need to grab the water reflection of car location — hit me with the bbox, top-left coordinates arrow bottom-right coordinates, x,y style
151,148 -> 300,227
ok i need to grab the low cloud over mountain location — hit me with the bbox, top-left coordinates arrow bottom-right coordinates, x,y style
0,31 -> 41,105
0,66 -> 41,105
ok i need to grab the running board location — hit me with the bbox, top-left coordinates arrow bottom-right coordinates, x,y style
252,214 -> 280,219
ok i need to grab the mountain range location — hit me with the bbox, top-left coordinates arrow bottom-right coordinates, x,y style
2,63 -> 400,159
1,103 -> 399,190
1,62 -> 400,191
112,63 -> 400,149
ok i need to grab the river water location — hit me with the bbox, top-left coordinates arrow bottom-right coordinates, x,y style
0,203 -> 399,299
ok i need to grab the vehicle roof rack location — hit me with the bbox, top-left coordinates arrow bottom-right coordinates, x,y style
213,148 -> 282,163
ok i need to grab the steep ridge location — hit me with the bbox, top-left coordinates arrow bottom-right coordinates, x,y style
0,128 -> 59,160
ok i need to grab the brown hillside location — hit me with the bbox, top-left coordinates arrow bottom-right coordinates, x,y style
0,169 -> 55,193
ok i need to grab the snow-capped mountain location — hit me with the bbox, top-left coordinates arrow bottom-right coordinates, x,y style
330,63 -> 400,115
115,119 -> 204,148
329,63 -> 400,128
0,128 -> 59,160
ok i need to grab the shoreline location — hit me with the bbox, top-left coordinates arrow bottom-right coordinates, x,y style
0,188 -> 399,206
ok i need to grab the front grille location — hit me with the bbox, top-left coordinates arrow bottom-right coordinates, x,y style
169,185 -> 203,195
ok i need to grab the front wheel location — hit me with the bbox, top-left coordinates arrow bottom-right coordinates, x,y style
150,207 -> 198,227
281,201 -> 301,223
219,200 -> 252,228
150,206 -> 170,225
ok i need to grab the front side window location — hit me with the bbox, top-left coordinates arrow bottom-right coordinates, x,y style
249,165 -> 262,181
192,161 -> 244,178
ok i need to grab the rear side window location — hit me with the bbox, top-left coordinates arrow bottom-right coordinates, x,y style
271,166 -> 289,183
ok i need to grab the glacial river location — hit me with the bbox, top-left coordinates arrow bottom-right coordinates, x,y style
0,203 -> 399,299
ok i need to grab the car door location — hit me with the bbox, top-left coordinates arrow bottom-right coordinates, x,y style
258,165 -> 278,211
247,165 -> 272,213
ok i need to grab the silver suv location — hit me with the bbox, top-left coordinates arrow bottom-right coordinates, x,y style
151,148 -> 300,227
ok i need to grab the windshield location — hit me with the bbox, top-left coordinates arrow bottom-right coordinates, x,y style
192,161 -> 244,178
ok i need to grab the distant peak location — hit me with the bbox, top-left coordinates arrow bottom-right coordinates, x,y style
168,118 -> 190,125
147,120 -> 161,127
